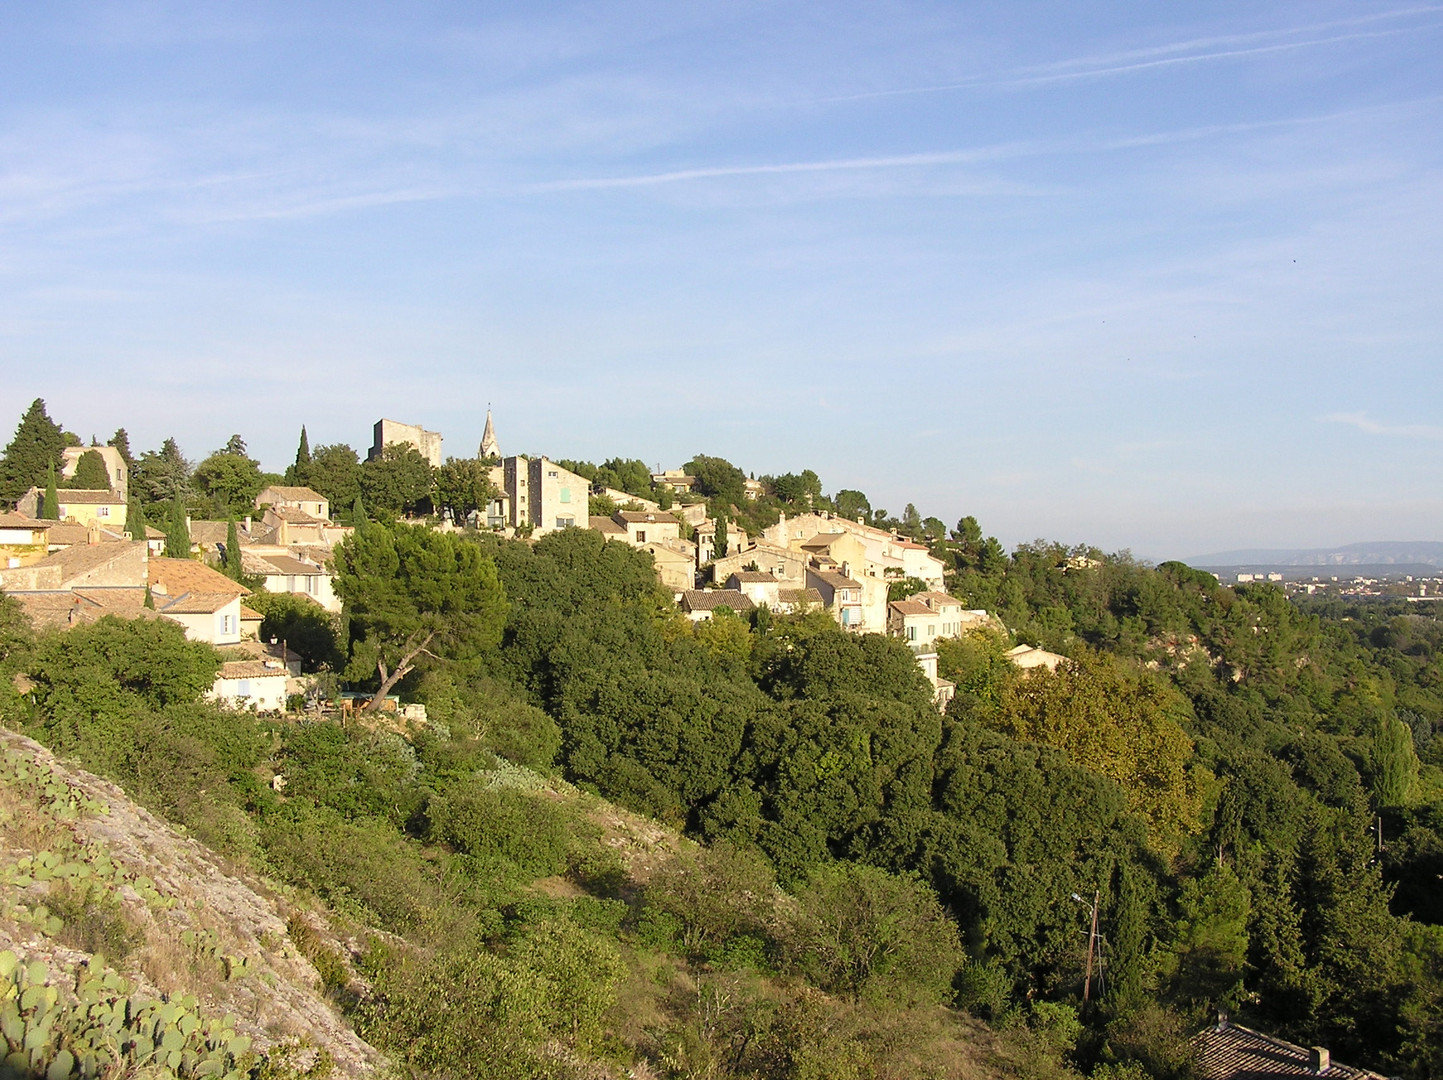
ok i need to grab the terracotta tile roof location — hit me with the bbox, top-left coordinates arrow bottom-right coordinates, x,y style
45,523 -> 91,547
240,605 -> 263,620
53,489 -> 125,505
589,516 -> 627,535
680,589 -> 755,613
614,511 -> 679,524
258,486 -> 326,503
914,590 -> 962,606
32,541 -> 146,588
801,532 -> 849,550
778,587 -> 823,605
892,539 -> 930,550
889,599 -> 932,616
255,554 -> 325,576
729,571 -> 778,583
148,557 -> 250,598
271,507 -> 326,525
217,660 -> 289,680
157,591 -> 240,615
809,569 -> 861,590
0,512 -> 46,529
1192,1021 -> 1385,1078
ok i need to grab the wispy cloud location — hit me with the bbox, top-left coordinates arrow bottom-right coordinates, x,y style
1321,412 -> 1443,440
530,103 -> 1419,194
821,6 -> 1443,101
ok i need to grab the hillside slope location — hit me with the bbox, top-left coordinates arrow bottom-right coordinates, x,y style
0,725 -> 386,1078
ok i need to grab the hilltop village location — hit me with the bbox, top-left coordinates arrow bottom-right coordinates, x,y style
0,407 -> 1060,712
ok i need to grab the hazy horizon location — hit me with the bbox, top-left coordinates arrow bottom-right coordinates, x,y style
3,2 -> 1440,559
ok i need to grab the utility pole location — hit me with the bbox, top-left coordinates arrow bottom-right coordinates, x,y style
1083,889 -> 1100,1003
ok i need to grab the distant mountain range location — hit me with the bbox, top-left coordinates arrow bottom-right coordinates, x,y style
1186,541 -> 1443,569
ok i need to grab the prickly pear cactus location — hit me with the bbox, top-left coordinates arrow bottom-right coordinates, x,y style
0,949 -> 258,1079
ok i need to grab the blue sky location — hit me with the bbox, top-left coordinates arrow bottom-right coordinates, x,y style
2,1 -> 1440,559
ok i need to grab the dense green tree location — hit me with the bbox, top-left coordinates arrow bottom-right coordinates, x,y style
65,448 -> 111,490
768,469 -> 823,505
952,515 -> 982,546
193,448 -> 264,517
595,457 -> 652,495
305,443 -> 363,512
0,398 -> 66,506
831,489 -> 870,521
131,438 -> 192,508
983,651 -> 1205,854
333,522 -> 508,709
244,592 -> 342,673
360,442 -> 433,516
684,454 -> 746,504
714,512 -> 729,559
434,457 -> 498,522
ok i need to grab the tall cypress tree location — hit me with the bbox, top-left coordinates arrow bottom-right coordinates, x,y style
165,496 -> 191,559
714,512 -> 729,559
0,398 -> 66,506
225,517 -> 242,579
41,462 -> 60,520
125,492 -> 146,540
351,494 -> 367,530
286,426 -> 312,485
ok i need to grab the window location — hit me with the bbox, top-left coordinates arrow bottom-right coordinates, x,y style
636,530 -> 646,543
222,614 -> 233,634
548,470 -> 558,478
556,516 -> 575,528
96,506 -> 110,517
560,487 -> 571,503
906,625 -> 917,641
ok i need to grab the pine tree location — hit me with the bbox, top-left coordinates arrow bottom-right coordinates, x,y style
107,428 -> 134,467
0,398 -> 66,506
225,517 -> 242,579
351,494 -> 367,530
41,463 -> 60,520
125,492 -> 146,540
164,496 -> 191,559
143,584 -> 155,610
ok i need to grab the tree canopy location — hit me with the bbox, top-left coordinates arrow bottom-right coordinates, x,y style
333,521 -> 508,708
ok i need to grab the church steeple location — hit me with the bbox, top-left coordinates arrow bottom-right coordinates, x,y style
479,407 -> 500,459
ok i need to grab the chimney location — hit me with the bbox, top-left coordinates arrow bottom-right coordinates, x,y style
1309,1047 -> 1330,1074
1215,1010 -> 1229,1031
244,515 -> 251,533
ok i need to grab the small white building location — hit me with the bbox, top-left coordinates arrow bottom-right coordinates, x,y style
209,660 -> 288,712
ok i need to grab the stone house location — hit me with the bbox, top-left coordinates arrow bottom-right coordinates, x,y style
612,511 -> 680,546
18,487 -> 127,529
494,457 -> 589,536
806,568 -> 867,631
725,571 -> 781,608
641,539 -> 698,592
148,558 -> 250,646
256,485 -> 330,522
243,551 -> 340,613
